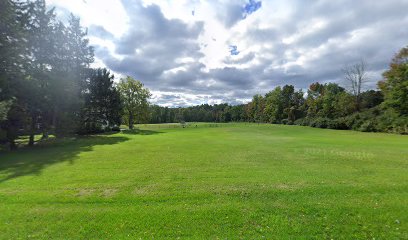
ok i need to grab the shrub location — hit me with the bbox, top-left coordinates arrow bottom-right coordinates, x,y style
389,115 -> 408,134
310,117 -> 330,128
281,119 -> 294,125
359,120 -> 377,132
290,106 -> 407,134
111,126 -> 121,132
294,118 -> 310,126
77,122 -> 104,135
327,118 -> 349,130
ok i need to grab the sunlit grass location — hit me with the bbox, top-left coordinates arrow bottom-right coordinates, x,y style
0,123 -> 407,238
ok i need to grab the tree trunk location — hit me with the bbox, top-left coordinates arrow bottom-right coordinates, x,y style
28,134 -> 34,146
9,140 -> 16,150
42,119 -> 49,140
52,105 -> 58,132
6,127 -> 18,150
28,117 -> 35,146
42,130 -> 49,140
356,95 -> 361,112
128,111 -> 134,129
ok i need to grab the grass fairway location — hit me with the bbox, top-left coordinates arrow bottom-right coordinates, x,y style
0,123 -> 407,239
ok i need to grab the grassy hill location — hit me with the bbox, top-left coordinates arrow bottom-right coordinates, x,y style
0,123 -> 407,239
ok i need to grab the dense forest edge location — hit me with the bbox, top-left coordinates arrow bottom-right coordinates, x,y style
1,0 -> 407,150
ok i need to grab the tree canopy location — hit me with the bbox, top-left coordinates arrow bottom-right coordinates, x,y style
379,46 -> 408,116
117,76 -> 151,129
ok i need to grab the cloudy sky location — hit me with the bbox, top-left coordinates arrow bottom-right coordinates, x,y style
47,0 -> 408,106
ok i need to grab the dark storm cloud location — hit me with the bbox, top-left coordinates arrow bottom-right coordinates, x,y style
89,0 -> 408,106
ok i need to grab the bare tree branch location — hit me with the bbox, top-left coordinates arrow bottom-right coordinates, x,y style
342,59 -> 368,110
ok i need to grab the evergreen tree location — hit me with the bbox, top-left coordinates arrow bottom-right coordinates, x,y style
0,0 -> 27,148
80,68 -> 122,133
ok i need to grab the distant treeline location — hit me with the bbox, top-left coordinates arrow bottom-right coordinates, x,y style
149,47 -> 408,134
149,104 -> 244,123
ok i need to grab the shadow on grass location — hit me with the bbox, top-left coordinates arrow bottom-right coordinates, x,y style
121,129 -> 163,135
0,135 -> 129,183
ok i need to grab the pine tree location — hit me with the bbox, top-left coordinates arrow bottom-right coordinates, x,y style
80,68 -> 122,134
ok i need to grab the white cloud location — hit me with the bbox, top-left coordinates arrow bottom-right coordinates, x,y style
46,0 -> 408,106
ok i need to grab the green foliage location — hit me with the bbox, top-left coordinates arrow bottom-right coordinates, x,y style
379,46 -> 408,116
333,91 -> 356,117
360,90 -> 383,109
117,76 -> 151,129
149,104 -> 240,123
294,106 -> 407,134
306,82 -> 355,119
334,107 -> 407,134
147,58 -> 406,135
264,87 -> 283,123
218,51 -> 407,135
1,103 -> 26,148
0,0 -> 95,147
309,117 -> 330,128
327,117 -> 349,130
261,85 -> 304,123
79,68 -> 122,134
0,100 -> 13,121
0,100 -> 13,144
244,94 -> 265,122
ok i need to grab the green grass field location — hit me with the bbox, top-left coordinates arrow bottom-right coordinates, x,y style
0,123 -> 407,239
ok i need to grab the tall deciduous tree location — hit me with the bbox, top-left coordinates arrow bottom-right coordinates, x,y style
264,87 -> 283,123
379,46 -> 408,116
117,77 -> 151,129
306,82 -> 325,118
342,60 -> 368,111
263,85 -> 304,123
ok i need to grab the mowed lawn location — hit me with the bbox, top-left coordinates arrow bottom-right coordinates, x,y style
0,123 -> 407,239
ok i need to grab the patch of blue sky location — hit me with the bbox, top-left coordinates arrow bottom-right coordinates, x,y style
243,0 -> 262,18
229,45 -> 240,55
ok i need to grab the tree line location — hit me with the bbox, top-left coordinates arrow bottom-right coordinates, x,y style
148,48 -> 408,134
1,1 -> 407,150
0,0 -> 150,149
